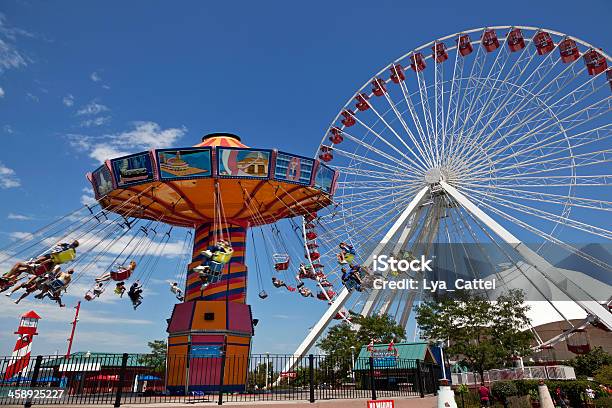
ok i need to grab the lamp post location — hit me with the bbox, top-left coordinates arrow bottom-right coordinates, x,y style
350,346 -> 356,382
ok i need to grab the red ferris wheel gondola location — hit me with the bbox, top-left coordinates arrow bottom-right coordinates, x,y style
390,64 -> 406,83
432,42 -> 448,63
341,110 -> 356,127
371,78 -> 387,96
481,29 -> 500,52
507,28 -> 526,52
583,49 -> 608,75
559,38 -> 580,63
457,34 -> 473,56
329,127 -> 344,144
355,93 -> 370,111
410,53 -> 426,72
319,145 -> 333,162
534,31 -> 555,55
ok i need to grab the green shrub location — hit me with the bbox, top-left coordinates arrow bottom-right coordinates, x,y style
492,381 -> 518,402
594,365 -> 612,387
510,379 -> 603,407
594,396 -> 612,408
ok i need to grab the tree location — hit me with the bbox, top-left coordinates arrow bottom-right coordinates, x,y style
316,314 -> 406,383
142,340 -> 167,373
317,314 -> 406,362
415,289 -> 533,381
569,347 -> 612,377
594,365 -> 612,387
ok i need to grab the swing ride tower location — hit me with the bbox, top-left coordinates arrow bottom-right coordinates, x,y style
86,132 -> 336,393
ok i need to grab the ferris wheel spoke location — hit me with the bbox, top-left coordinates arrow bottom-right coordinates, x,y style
471,124 -> 612,176
434,49 -> 447,162
414,70 -> 438,164
444,44 -> 466,158
459,38 -> 510,154
461,35 -> 547,137
338,192 -> 422,249
467,188 -> 612,240
339,127 -> 423,172
349,114 -> 431,173
458,42 -> 570,157
457,31 -> 516,140
465,54 -> 586,157
332,165 -> 418,182
472,78 -> 611,166
334,188 -> 422,223
380,89 -> 435,168
332,144 -> 422,176
471,95 -> 612,172
453,42 -> 489,135
464,174 -> 611,188
333,183 -> 422,203
358,101 -> 431,170
474,148 -> 612,181
468,192 -> 612,272
461,184 -> 612,212
396,76 -> 436,164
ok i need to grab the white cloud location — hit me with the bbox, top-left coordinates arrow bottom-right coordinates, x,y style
3,124 -> 13,134
90,71 -> 101,82
80,116 -> 111,128
0,14 -> 30,73
25,92 -> 38,102
62,94 -> 74,107
0,161 -> 20,188
7,213 -> 31,220
77,100 -> 109,116
69,121 -> 186,164
88,144 -> 129,163
0,86 -> 4,97
80,187 -> 97,206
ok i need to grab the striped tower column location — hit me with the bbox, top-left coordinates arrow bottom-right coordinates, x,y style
166,222 -> 253,394
185,223 -> 248,302
4,336 -> 34,380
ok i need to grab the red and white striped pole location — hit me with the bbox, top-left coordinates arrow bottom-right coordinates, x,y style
4,310 -> 41,380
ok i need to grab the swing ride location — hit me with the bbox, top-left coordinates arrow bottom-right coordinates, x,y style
1,24 -> 611,393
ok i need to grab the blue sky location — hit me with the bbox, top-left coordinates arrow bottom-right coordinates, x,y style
0,0 -> 611,356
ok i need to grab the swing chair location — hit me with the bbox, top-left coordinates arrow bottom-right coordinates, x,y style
50,248 -> 76,264
273,253 -> 290,271
258,290 -> 268,299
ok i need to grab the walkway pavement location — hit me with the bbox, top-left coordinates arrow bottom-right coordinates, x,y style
31,396 -> 438,408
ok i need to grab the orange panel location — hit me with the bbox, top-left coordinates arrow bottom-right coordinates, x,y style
168,335 -> 189,347
166,345 -> 188,387
191,301 -> 227,331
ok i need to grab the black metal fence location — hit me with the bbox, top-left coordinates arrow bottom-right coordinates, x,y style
0,353 -> 440,406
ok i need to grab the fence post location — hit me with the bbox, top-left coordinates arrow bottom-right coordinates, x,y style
368,356 -> 377,401
114,353 -> 129,408
415,359 -> 424,398
23,355 -> 42,408
308,354 -> 315,403
217,351 -> 226,406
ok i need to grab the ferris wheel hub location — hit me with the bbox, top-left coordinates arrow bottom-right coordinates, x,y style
424,167 -> 444,184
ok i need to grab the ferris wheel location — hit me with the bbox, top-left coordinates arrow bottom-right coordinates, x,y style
291,26 -> 612,363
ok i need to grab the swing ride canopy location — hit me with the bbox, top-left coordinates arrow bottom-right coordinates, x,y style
86,133 -> 338,227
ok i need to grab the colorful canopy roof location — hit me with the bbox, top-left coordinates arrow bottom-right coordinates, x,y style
87,133 -> 337,228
